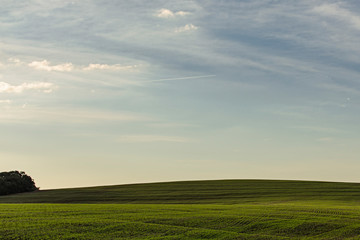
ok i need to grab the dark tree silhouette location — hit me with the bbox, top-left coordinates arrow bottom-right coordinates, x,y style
0,171 -> 38,196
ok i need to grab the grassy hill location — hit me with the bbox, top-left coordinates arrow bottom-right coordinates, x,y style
3,180 -> 360,239
1,179 -> 360,204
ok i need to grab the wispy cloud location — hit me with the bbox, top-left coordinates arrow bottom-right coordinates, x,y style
117,135 -> 190,143
0,106 -> 151,124
156,8 -> 190,18
147,122 -> 196,128
0,81 -> 56,93
144,75 -> 215,83
28,60 -> 74,72
316,137 -> 334,142
8,59 -> 139,72
83,63 -> 137,71
175,24 -> 198,33
44,109 -> 148,123
317,82 -> 360,95
0,99 -> 12,104
288,126 -> 343,134
175,11 -> 190,17
266,108 -> 311,120
312,3 -> 360,30
8,58 -> 22,65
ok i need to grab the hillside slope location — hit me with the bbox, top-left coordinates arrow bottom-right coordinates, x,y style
1,179 -> 360,204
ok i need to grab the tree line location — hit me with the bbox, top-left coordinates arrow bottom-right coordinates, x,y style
0,171 -> 38,196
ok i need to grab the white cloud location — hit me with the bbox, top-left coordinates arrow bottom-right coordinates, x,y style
55,110 -> 147,122
0,99 -> 11,104
28,60 -> 74,72
316,137 -> 334,142
147,122 -> 196,128
289,126 -> 343,134
156,8 -> 190,18
117,135 -> 190,143
5,58 -> 137,72
157,8 -> 175,18
0,106 -> 151,124
8,58 -> 22,64
175,11 -> 190,16
312,3 -> 360,30
175,24 -> 198,33
318,82 -> 360,95
145,75 -> 215,83
0,82 -> 56,93
83,64 -> 137,71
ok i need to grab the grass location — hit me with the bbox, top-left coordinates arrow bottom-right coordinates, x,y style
1,179 -> 360,204
2,180 -> 360,239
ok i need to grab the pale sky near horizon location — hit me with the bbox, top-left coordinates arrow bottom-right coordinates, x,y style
1,0 -> 360,189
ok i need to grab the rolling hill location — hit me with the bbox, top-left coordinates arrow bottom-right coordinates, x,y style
1,179 -> 360,204
3,180 -> 360,239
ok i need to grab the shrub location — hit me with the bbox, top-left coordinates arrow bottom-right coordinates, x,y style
0,171 -> 38,195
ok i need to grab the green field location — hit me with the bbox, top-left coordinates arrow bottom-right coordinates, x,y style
2,180 -> 360,239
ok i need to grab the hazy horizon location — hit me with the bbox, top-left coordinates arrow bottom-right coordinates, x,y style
1,0 -> 360,189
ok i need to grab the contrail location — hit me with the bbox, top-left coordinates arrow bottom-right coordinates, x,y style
144,75 -> 216,83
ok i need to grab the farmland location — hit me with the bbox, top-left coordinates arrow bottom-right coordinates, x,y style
1,180 -> 360,239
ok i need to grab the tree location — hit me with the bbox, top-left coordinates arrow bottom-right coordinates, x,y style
0,171 -> 38,196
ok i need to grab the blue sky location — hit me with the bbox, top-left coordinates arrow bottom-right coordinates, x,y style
1,0 -> 360,189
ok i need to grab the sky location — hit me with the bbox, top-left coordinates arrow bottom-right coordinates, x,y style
1,0 -> 360,189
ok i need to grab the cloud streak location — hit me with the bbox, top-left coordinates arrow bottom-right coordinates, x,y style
0,106 -> 151,124
5,58 -> 139,72
156,8 -> 190,18
145,75 -> 216,83
28,60 -> 74,72
117,135 -> 190,143
83,63 -> 137,71
0,82 -> 56,93
175,24 -> 198,33
312,3 -> 360,30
